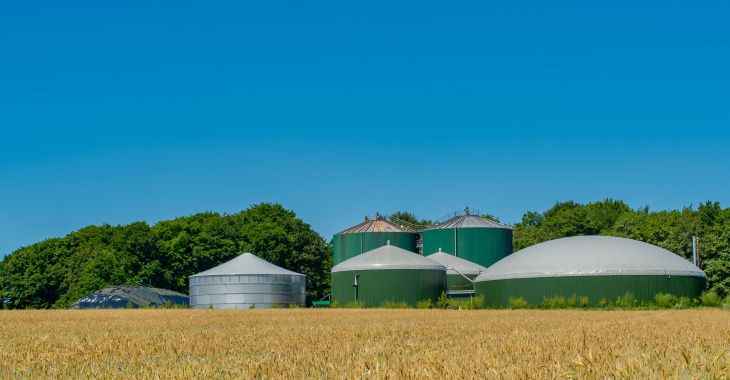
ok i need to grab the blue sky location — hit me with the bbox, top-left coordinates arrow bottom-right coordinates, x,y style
2,1 -> 729,258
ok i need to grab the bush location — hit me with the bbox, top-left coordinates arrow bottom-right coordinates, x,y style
677,297 -> 691,309
616,291 -> 635,309
579,296 -> 590,308
380,300 -> 410,309
700,291 -> 722,307
472,295 -> 485,310
270,302 -> 280,309
567,294 -> 577,309
434,292 -> 449,309
344,300 -> 365,309
288,303 -> 300,309
330,300 -> 341,309
416,299 -> 432,309
449,299 -> 471,310
724,294 -> 730,310
597,297 -> 607,308
508,297 -> 529,309
539,296 -> 566,309
654,293 -> 676,309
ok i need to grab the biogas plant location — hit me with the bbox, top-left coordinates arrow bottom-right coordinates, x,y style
179,207 -> 706,309
330,208 -> 706,308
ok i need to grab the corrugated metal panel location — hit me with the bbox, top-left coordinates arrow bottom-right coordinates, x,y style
189,272 -> 306,309
422,227 -> 513,269
333,231 -> 419,266
476,275 -> 706,308
476,236 -> 706,281
331,269 -> 446,307
446,273 -> 477,291
332,244 -> 445,272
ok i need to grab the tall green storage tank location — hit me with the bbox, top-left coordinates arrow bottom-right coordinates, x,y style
422,208 -> 513,269
333,214 -> 419,266
426,249 -> 487,294
475,236 -> 707,308
331,243 -> 446,307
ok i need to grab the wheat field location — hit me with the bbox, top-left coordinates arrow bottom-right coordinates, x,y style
1,309 -> 728,379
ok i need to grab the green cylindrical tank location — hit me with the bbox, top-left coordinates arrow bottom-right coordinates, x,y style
333,214 -> 419,266
475,236 -> 707,308
426,249 -> 487,293
331,243 -> 446,307
422,208 -> 512,269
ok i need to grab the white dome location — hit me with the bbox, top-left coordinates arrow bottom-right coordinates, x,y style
476,236 -> 705,282
332,244 -> 446,272
426,251 -> 487,276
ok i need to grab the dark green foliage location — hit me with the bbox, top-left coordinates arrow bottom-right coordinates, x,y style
388,211 -> 432,228
699,290 -> 722,307
434,291 -> 449,309
379,299 -> 410,309
508,296 -> 529,309
654,293 -> 677,308
513,199 -> 730,297
0,203 -> 331,309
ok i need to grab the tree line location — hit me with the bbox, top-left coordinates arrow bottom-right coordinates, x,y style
1,199 -> 729,309
512,199 -> 730,297
0,203 -> 332,309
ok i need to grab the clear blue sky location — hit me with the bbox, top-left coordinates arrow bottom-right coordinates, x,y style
2,1 -> 729,258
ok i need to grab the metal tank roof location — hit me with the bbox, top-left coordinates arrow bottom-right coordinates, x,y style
475,236 -> 706,282
190,252 -> 303,277
337,214 -> 415,234
426,250 -> 487,276
428,207 -> 512,230
332,243 -> 446,272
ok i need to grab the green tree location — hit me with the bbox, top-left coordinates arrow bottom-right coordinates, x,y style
389,211 -> 432,229
514,199 -> 730,296
0,203 -> 332,309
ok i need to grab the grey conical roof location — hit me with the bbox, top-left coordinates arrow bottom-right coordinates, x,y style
475,236 -> 705,282
337,215 -> 415,234
428,208 -> 511,230
190,252 -> 303,277
332,244 -> 446,272
426,250 -> 487,276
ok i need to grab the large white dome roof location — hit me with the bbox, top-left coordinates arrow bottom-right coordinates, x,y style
332,244 -> 446,272
476,236 -> 705,282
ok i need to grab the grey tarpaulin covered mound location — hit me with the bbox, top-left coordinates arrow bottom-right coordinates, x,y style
71,285 -> 189,309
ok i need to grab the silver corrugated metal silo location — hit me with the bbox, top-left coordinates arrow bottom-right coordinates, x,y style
189,252 -> 305,309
